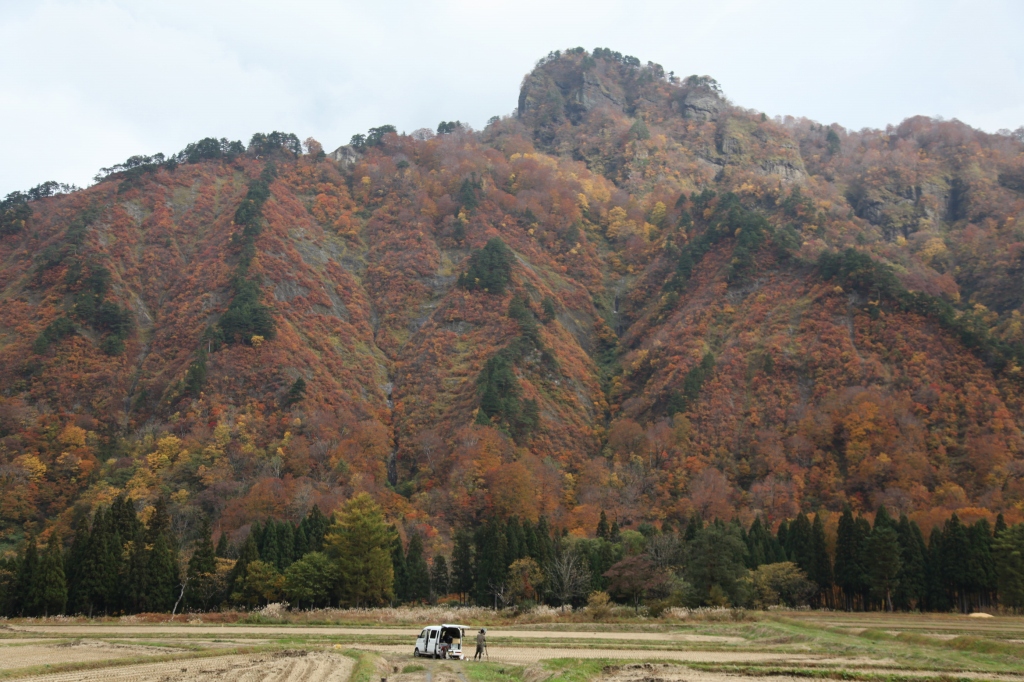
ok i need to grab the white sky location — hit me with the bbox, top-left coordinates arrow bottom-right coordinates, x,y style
2,0 -> 1023,196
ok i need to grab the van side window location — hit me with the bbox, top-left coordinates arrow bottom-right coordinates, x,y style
429,630 -> 437,640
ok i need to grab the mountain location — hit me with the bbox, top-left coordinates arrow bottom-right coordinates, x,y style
1,48 -> 1023,552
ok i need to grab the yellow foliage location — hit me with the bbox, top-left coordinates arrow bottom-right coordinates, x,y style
148,435 -> 184,471
919,237 -> 947,262
59,424 -> 88,448
606,206 -> 649,241
15,454 -> 46,481
649,201 -> 667,227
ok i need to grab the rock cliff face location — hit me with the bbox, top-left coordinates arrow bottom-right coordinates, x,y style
1,49 -> 1023,547
518,52 -> 727,138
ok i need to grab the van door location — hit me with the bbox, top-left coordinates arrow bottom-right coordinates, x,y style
427,627 -> 439,656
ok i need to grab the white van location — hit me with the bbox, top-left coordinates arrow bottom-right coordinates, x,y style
413,624 -> 469,659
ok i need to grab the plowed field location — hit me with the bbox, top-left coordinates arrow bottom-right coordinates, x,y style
3,650 -> 353,682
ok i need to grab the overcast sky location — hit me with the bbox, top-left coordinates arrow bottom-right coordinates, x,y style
2,0 -> 1023,196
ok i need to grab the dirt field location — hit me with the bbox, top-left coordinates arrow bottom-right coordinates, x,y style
2,612 -> 1024,681
0,640 -> 183,671
1,650 -> 353,682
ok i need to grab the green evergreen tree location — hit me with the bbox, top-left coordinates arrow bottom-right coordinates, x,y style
186,518 -> 218,610
228,535 -> 260,603
124,524 -> 149,613
854,516 -> 872,608
609,519 -> 621,543
533,516 -> 555,568
873,505 -> 894,530
278,522 -> 295,569
867,524 -> 902,611
826,127 -> 842,155
294,523 -> 309,559
249,521 -> 264,553
745,517 -> 769,568
893,515 -> 926,611
505,516 -> 526,562
260,521 -> 280,568
0,556 -> 16,617
684,522 -> 748,605
14,537 -> 39,616
31,534 -> 68,616
110,495 -> 141,543
924,526 -> 951,612
301,506 -> 329,552
430,555 -> 450,602
941,514 -> 971,613
284,376 -> 307,406
474,519 -> 509,607
834,507 -> 865,610
391,531 -> 409,603
140,498 -> 180,612
451,528 -> 474,604
596,511 -> 610,540
65,515 -> 90,612
147,532 -> 180,612
967,519 -> 996,610
215,531 -> 230,558
405,533 -> 430,603
994,522 -> 1024,610
522,519 -> 539,558
584,537 -> 622,593
810,514 -> 833,607
76,509 -> 117,616
786,513 -> 814,576
776,519 -> 790,556
457,238 -> 515,295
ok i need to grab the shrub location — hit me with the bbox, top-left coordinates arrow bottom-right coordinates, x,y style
741,561 -> 816,608
33,317 -> 76,354
458,238 -> 514,295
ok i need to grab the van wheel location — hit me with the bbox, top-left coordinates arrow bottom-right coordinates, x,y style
413,648 -> 420,658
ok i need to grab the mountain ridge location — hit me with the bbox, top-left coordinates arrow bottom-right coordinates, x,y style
1,47 -> 1023,554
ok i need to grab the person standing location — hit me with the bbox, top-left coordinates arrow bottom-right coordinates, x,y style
474,628 -> 487,660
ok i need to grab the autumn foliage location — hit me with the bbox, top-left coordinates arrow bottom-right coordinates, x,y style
0,48 -> 1023,566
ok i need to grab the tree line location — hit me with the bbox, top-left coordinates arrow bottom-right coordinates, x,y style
4,496 -> 1024,616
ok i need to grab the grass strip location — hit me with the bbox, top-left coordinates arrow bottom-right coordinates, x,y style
859,629 -> 1024,659
543,657 -> 1013,682
0,642 -> 288,680
344,648 -> 386,682
463,661 -> 526,682
680,662 -> 996,682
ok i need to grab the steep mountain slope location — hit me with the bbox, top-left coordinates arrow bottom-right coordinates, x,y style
1,48 -> 1023,551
